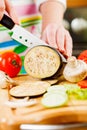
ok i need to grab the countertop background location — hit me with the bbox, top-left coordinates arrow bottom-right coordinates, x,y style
64,0 -> 87,56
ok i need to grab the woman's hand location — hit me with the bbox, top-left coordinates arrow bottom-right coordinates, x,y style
0,0 -> 19,24
41,23 -> 73,57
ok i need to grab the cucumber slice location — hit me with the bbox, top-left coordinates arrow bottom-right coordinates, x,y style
47,85 -> 67,93
41,93 -> 68,108
43,91 -> 67,98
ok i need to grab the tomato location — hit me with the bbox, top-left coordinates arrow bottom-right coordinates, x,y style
0,51 -> 22,77
78,80 -> 87,89
78,50 -> 87,64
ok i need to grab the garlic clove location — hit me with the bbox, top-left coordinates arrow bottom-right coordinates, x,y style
0,70 -> 8,89
0,70 -> 16,89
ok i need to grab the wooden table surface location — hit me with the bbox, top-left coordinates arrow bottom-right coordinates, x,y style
0,75 -> 87,130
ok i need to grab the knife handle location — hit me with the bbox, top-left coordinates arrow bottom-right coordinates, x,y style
0,14 -> 15,29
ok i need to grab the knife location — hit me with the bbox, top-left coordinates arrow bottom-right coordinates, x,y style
0,14 -> 67,63
0,14 -> 48,48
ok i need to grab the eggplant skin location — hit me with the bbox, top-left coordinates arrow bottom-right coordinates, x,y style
24,45 -> 61,79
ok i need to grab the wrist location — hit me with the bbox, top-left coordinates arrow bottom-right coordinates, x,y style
40,0 -> 66,12
40,1 -> 65,31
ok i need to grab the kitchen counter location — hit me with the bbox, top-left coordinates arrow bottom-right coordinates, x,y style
0,75 -> 87,130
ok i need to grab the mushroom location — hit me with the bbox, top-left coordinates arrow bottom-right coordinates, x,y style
63,56 -> 87,83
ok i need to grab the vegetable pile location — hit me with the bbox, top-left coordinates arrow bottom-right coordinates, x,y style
41,83 -> 87,108
64,83 -> 87,100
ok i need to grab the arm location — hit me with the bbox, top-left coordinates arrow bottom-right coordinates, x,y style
40,0 -> 73,57
40,0 -> 65,31
0,0 -> 19,24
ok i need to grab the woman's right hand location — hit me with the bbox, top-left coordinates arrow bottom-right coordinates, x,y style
0,0 -> 19,24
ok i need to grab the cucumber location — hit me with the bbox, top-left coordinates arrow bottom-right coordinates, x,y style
47,85 -> 67,93
41,92 -> 68,108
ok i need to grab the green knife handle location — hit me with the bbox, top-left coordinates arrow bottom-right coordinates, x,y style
0,14 -> 15,29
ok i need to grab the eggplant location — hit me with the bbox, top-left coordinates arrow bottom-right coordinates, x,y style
24,45 -> 67,79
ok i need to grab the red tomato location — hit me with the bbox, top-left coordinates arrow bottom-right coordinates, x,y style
78,50 -> 87,64
0,52 -> 22,77
78,80 -> 87,89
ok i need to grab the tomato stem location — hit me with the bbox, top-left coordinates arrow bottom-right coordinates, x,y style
12,59 -> 19,67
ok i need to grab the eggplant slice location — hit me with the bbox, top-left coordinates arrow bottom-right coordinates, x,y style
9,81 -> 50,97
24,46 -> 61,79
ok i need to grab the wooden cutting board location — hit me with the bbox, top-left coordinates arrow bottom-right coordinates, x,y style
0,75 -> 87,130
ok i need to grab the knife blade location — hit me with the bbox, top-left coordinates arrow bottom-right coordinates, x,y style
0,14 -> 48,49
0,14 -> 67,63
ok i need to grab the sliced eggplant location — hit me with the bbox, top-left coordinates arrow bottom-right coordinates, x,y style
9,81 -> 50,97
24,45 -> 62,79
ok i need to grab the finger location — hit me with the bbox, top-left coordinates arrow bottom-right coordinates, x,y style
0,0 -> 5,20
56,27 -> 65,52
41,30 -> 48,44
46,24 -> 58,48
65,31 -> 73,57
5,0 -> 19,24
